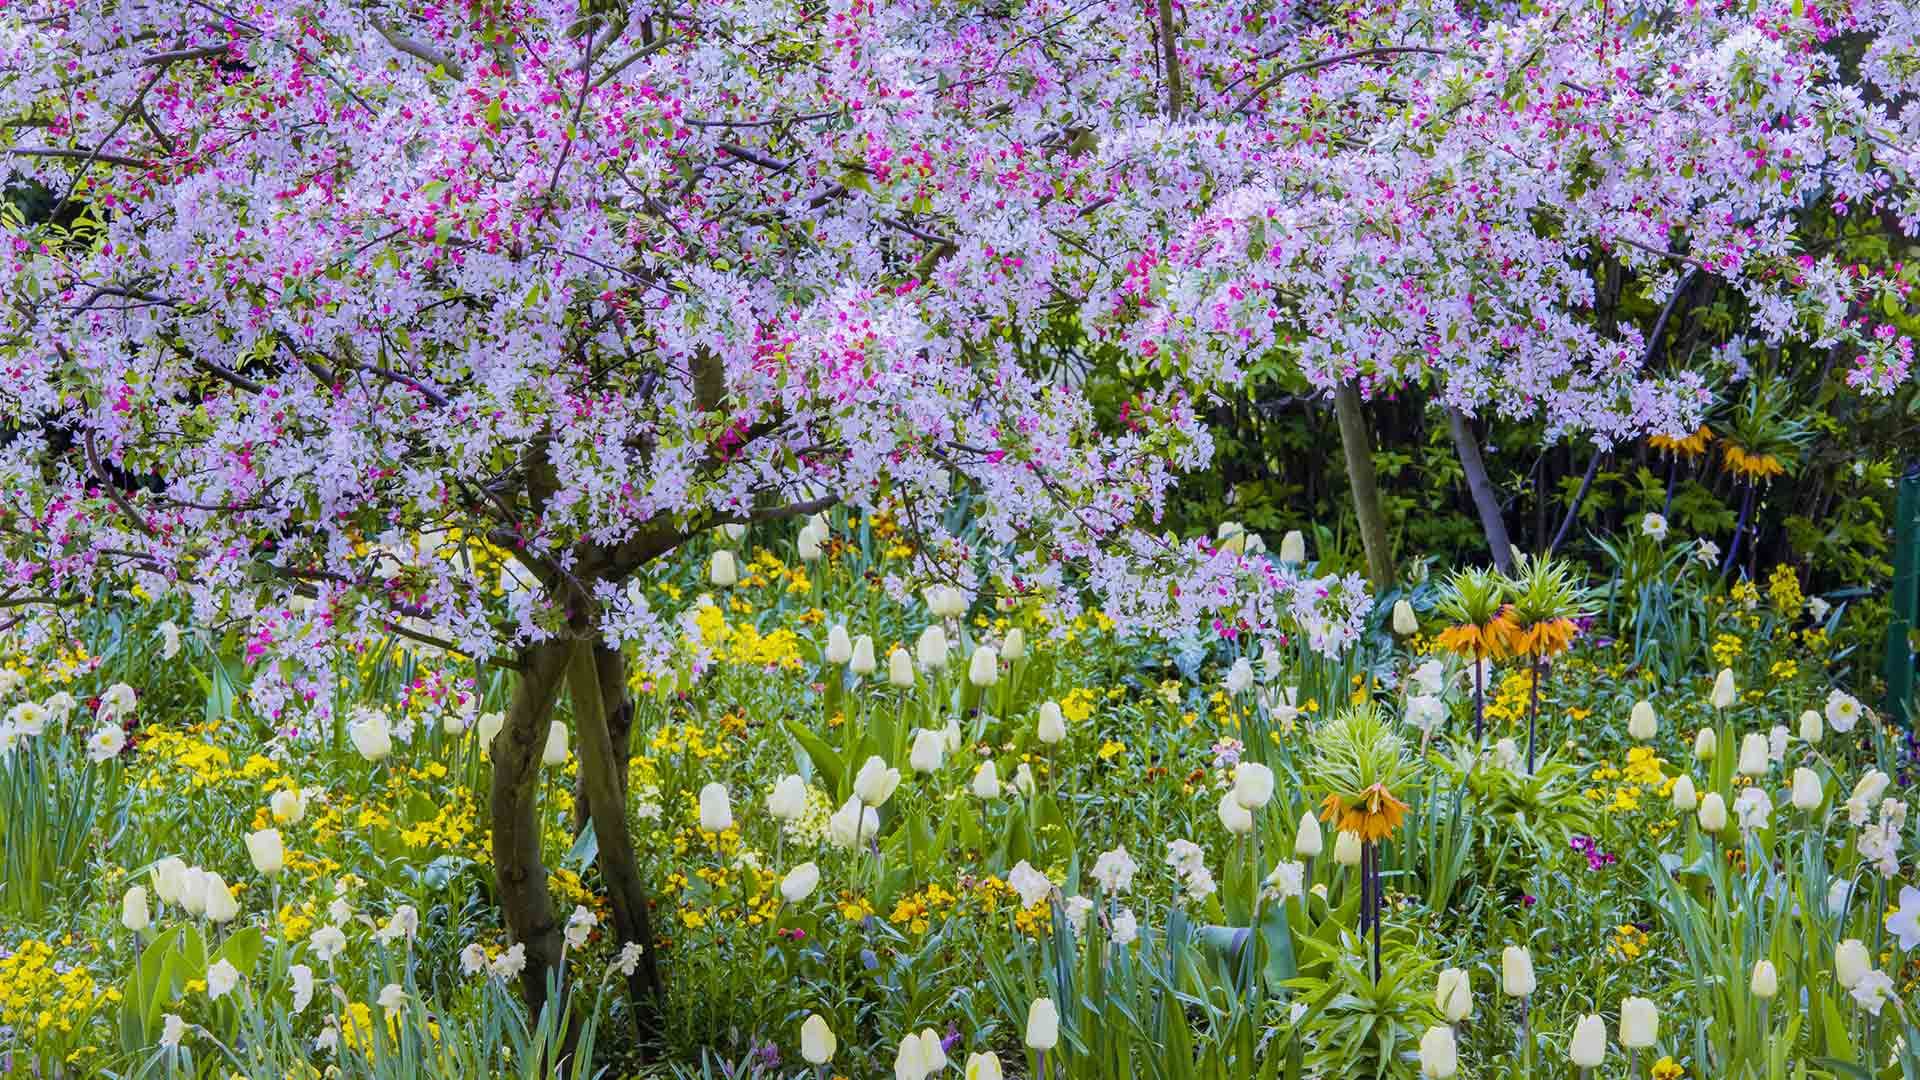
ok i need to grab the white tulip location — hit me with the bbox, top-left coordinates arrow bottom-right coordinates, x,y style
542,720 -> 568,765
1010,762 -> 1036,797
917,625 -> 950,670
971,761 -> 1001,799
965,1051 -> 1004,1080
1568,1013 -> 1607,1067
1501,946 -> 1535,997
1002,627 -> 1026,661
828,796 -> 879,850
1618,997 -> 1659,1049
121,885 -> 151,932
1835,939 -> 1870,988
826,624 -> 853,665
780,862 -> 820,903
801,1013 -> 836,1064
476,710 -> 505,752
698,783 -> 734,832
767,774 -> 808,821
1036,701 -> 1066,745
1798,708 -> 1822,744
1232,762 -> 1274,810
349,710 -> 393,762
151,857 -> 189,905
1025,997 -> 1060,1050
202,872 -> 239,923
1737,732 -> 1769,777
246,828 -> 284,876
1671,774 -> 1699,812
1710,668 -> 1736,709
1628,700 -> 1657,741
708,550 -> 738,587
1217,791 -> 1253,835
888,647 -> 916,687
1418,1024 -> 1457,1078
853,756 -> 901,807
1294,812 -> 1323,857
1333,830 -> 1362,866
1750,959 -> 1778,999
1392,600 -> 1418,636
909,729 -> 946,774
1693,727 -> 1716,761
270,787 -> 308,825
850,634 -> 877,675
1435,967 -> 1472,1022
1278,530 -> 1306,564
967,645 -> 1000,687
1698,792 -> 1729,833
1791,768 -> 1823,811
1225,657 -> 1255,694
796,523 -> 824,562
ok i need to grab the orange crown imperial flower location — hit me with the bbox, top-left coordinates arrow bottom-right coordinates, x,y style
1501,615 -> 1577,659
1319,782 -> 1410,843
1648,424 -> 1713,457
1722,444 -> 1785,482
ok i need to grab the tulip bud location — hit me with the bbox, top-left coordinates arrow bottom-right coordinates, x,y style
1435,967 -> 1472,1023
1618,997 -> 1658,1049
1835,939 -> 1870,988
1392,600 -> 1418,636
708,549 -> 738,587
246,827 -> 285,876
698,783 -> 734,832
909,729 -> 945,774
1278,530 -> 1306,564
151,856 -> 188,905
1568,1014 -> 1607,1067
1737,731 -> 1769,777
1036,701 -> 1066,745
1025,998 -> 1060,1050
1011,762 -> 1036,797
1797,708 -> 1822,744
1218,791 -> 1253,835
476,709 -> 505,753
1791,767 -> 1823,811
1750,959 -> 1778,999
121,885 -> 151,932
888,647 -> 915,688
1501,946 -> 1535,997
1002,627 -> 1026,661
1628,700 -> 1657,742
1293,812 -> 1323,857
1418,1025 -> 1457,1078
1697,791 -> 1728,833
796,523 -> 824,562
826,624 -> 853,665
965,1051 -> 1005,1080
178,867 -> 208,915
849,634 -> 877,675
542,720 -> 568,765
916,625 -> 949,670
972,760 -> 1001,799
270,787 -> 307,825
350,710 -> 393,762
1225,657 -> 1255,695
1671,774 -> 1699,812
1693,727 -> 1716,761
767,774 -> 807,821
780,862 -> 820,903
202,872 -> 239,923
1333,830 -> 1362,866
1232,762 -> 1274,810
853,755 -> 900,807
968,645 -> 1000,687
800,1013 -> 836,1064
1711,668 -> 1736,709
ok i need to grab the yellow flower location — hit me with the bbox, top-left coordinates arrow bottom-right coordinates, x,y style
1651,1056 -> 1686,1080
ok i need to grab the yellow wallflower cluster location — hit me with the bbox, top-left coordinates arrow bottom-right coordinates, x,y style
1483,670 -> 1536,726
136,726 -> 285,791
1585,747 -> 1669,814
650,721 -> 734,763
1608,923 -> 1651,962
1765,564 -> 1803,615
888,884 -> 958,935
0,939 -> 114,1041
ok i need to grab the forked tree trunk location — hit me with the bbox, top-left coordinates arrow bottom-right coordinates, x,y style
1446,405 -> 1515,572
565,637 -> 666,1035
490,639 -> 572,1018
1333,381 -> 1395,590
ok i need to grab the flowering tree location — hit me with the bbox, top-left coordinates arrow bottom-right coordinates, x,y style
1,0 -> 1913,1026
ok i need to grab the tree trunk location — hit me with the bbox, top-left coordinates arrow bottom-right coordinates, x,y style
1549,445 -> 1604,554
1446,406 -> 1515,572
565,638 -> 667,1039
491,639 -> 573,1019
1333,381 -> 1394,590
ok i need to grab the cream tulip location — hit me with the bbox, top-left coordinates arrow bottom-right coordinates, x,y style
1737,731 -> 1769,777
1710,667 -> 1736,709
1698,791 -> 1729,833
1671,774 -> 1699,812
151,856 -> 188,905
1797,708 -> 1822,744
1002,627 -> 1026,661
246,828 -> 284,876
1036,701 -> 1066,745
1232,761 -> 1275,809
971,760 -> 1001,799
826,624 -> 853,665
1618,997 -> 1658,1049
1693,727 -> 1716,760
1835,938 -> 1870,988
850,634 -> 877,675
1294,812 -> 1323,857
1278,530 -> 1306,564
1435,967 -> 1472,1023
1333,830 -> 1362,866
1750,959 -> 1778,999
800,1013 -> 836,1064
121,885 -> 151,932
1418,1025 -> 1457,1078
269,787 -> 307,825
698,783 -> 734,832
965,1051 -> 1004,1080
780,862 -> 820,903
708,549 -> 738,587
1791,767 -> 1823,811
1217,791 -> 1254,835
853,755 -> 901,807
967,645 -> 1000,687
888,647 -> 916,688
542,720 -> 569,765
1500,946 -> 1535,997
917,625 -> 949,670
1392,599 -> 1418,636
909,729 -> 946,774
767,774 -> 808,822
202,872 -> 239,923
349,710 -> 393,762
1628,700 -> 1657,741
1025,997 -> 1059,1050
1568,1014 -> 1607,1067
